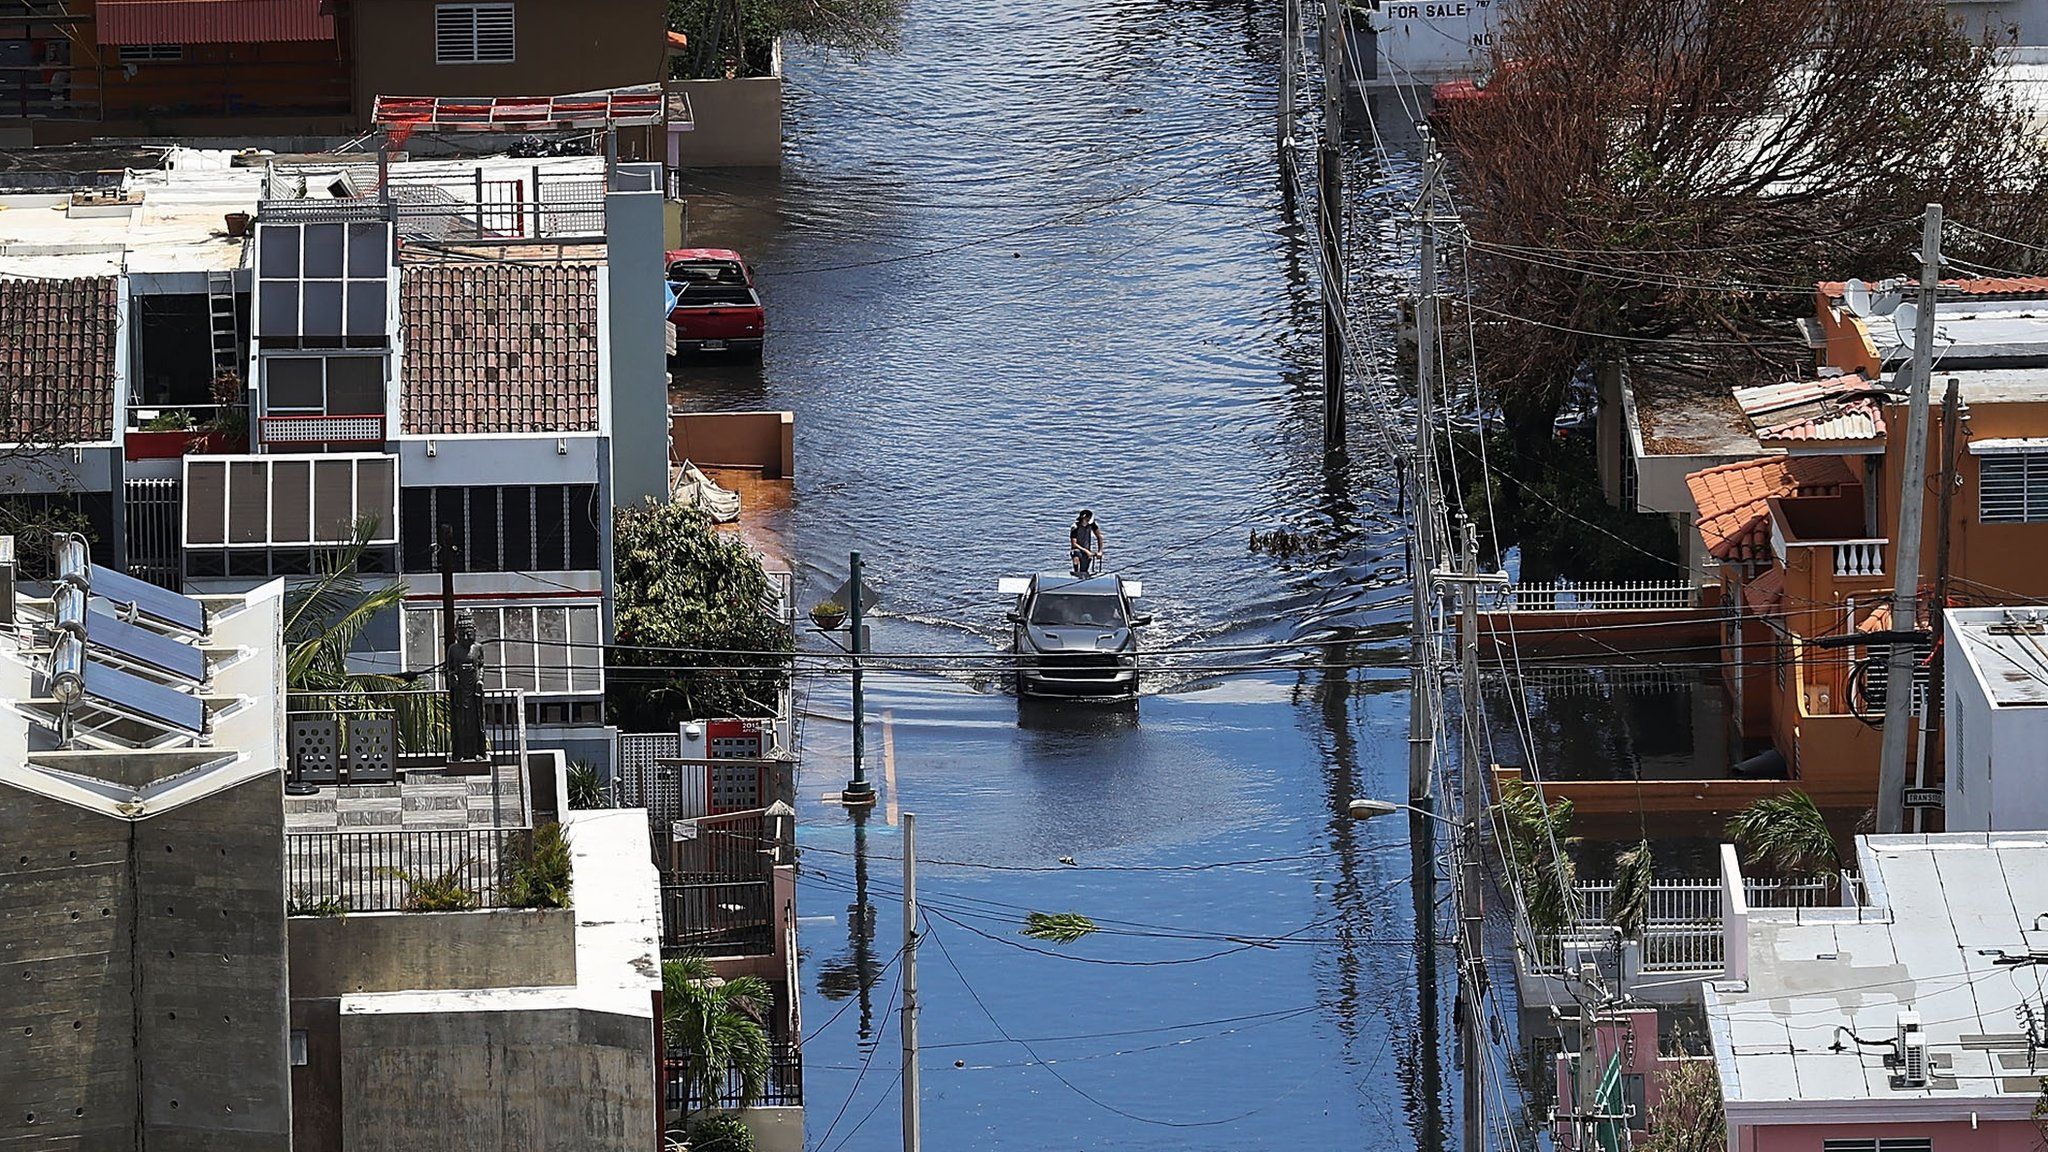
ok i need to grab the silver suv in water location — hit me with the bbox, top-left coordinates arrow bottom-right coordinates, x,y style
1001,573 -> 1149,701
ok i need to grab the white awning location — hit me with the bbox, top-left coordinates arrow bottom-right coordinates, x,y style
1969,437 -> 2048,455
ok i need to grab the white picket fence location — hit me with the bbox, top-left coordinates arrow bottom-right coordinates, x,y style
1494,581 -> 1703,613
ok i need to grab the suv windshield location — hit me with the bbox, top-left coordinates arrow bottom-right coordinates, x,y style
1030,593 -> 1124,628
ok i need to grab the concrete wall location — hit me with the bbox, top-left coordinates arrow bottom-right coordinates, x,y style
742,1106 -> 804,1152
609,166 -> 673,507
0,774 -> 292,1151
1742,1119 -> 2039,1152
289,908 -> 577,998
670,410 -> 794,478
349,0 -> 667,138
338,1004 -> 655,1152
668,78 -> 783,168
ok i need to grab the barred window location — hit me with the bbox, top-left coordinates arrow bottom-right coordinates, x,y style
1979,453 -> 2048,523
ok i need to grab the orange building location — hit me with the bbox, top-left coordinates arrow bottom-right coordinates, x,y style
1689,276 -> 2048,816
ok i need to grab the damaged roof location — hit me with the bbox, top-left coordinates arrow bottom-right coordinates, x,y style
1733,374 -> 1888,446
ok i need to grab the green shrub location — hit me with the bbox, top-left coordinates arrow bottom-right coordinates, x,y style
685,1111 -> 755,1152
507,822 -> 573,909
286,892 -> 350,917
567,760 -> 606,809
385,862 -> 480,912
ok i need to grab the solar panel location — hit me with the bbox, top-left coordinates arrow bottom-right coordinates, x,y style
90,565 -> 205,634
84,659 -> 207,735
88,611 -> 206,683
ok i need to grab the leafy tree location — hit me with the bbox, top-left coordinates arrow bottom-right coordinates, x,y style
1437,0 -> 2048,452
1640,1058 -> 1725,1152
668,0 -> 902,78
1726,790 -> 1838,878
1496,777 -> 1578,936
1608,840 -> 1654,942
664,955 -> 773,1116
610,500 -> 791,729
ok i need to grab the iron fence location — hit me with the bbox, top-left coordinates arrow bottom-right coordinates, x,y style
286,689 -> 523,771
661,877 -> 774,955
665,1042 -> 803,1115
283,827 -> 526,913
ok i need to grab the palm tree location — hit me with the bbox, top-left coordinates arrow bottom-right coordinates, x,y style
1496,777 -> 1579,937
284,518 -> 442,743
663,955 -> 772,1116
1726,790 -> 1838,879
1608,840 -> 1655,942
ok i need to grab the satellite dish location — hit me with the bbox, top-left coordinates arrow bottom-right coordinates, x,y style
1844,278 -> 1873,317
1893,302 -> 1919,351
1870,287 -> 1904,317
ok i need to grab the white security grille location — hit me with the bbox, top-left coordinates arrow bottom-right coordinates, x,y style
1980,453 -> 2048,523
435,2 -> 516,64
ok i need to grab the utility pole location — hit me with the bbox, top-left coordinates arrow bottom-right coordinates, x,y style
1407,142 -> 1444,803
438,521 -> 459,661
1573,964 -> 1606,1152
844,550 -> 876,805
1318,0 -> 1346,455
1457,519 -> 1485,1152
900,811 -> 922,1152
1878,203 -> 1941,835
1922,375 -> 1962,834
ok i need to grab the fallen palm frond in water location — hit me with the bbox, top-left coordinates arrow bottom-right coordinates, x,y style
1022,911 -> 1099,944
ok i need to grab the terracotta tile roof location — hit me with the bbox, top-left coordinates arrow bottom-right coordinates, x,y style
1742,566 -> 1784,611
1686,455 -> 1856,563
1820,276 -> 2048,301
1733,375 -> 1888,445
0,276 -> 117,444
400,263 -> 601,436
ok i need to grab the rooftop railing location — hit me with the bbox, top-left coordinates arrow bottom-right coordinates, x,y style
284,826 -> 528,913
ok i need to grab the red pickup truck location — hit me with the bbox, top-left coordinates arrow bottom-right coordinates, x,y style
666,248 -> 765,357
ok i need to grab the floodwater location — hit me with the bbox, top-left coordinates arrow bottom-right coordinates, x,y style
665,0 -> 1477,1145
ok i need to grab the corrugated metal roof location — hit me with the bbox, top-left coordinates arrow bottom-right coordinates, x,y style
96,0 -> 336,46
1733,375 -> 1889,445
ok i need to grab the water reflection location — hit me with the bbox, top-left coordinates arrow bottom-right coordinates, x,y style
812,804 -> 883,1046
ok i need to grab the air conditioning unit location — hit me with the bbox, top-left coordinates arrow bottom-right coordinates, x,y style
1894,1009 -> 1928,1088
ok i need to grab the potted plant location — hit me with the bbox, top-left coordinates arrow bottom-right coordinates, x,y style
224,211 -> 252,237
193,368 -> 249,453
809,599 -> 847,631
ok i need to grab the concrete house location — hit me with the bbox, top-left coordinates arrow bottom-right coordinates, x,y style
1708,833 -> 2048,1152
0,147 -> 670,772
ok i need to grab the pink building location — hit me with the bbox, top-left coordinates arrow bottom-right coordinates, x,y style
1708,834 -> 2048,1152
1552,1007 -> 1710,1151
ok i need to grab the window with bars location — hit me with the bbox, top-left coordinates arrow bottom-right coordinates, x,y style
117,45 -> 183,63
1979,452 -> 2048,523
399,484 -> 601,575
435,2 -> 516,64
402,602 -> 602,694
254,221 -> 391,349
1822,1139 -> 1931,1152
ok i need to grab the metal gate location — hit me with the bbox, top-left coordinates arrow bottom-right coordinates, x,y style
124,477 -> 181,589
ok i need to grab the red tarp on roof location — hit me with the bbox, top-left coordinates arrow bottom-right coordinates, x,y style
96,0 -> 335,45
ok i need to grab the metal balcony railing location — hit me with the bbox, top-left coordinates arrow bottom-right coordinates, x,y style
665,1042 -> 803,1116
286,689 -> 525,784
283,826 -> 528,912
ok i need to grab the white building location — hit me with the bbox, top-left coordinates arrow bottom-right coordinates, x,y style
1943,606 -> 2048,831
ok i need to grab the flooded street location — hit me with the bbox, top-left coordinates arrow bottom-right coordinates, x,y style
667,0 -> 1459,1145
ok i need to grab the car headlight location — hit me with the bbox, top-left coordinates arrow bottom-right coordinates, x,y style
1119,654 -> 1137,668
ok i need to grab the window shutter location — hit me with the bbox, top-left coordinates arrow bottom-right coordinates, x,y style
474,4 -> 516,62
435,5 -> 475,64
